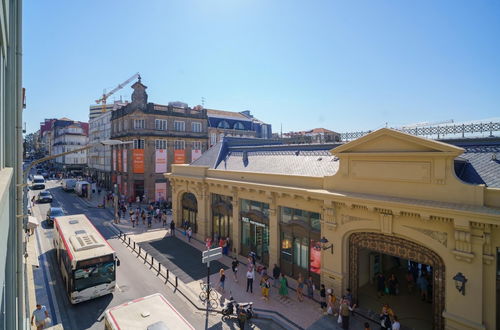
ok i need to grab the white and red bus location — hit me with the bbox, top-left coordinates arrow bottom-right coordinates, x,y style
53,214 -> 117,304
104,293 -> 194,330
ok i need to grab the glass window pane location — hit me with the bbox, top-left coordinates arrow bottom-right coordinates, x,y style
311,212 -> 321,231
281,232 -> 292,262
241,199 -> 250,212
301,240 -> 308,269
281,207 -> 292,224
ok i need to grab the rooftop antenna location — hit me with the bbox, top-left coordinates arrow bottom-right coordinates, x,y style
280,123 -> 283,138
201,97 -> 206,107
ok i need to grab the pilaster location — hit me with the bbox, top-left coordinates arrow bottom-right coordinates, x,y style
231,188 -> 240,254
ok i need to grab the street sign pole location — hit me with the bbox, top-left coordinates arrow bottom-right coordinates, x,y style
206,261 -> 210,307
202,247 -> 223,309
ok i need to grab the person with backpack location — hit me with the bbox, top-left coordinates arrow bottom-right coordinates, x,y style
339,297 -> 356,330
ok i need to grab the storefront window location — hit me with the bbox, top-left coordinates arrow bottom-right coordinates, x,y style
211,194 -> 233,241
240,199 -> 270,266
279,206 -> 321,286
181,193 -> 198,233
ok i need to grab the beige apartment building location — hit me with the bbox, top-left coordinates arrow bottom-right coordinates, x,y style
110,79 -> 208,203
166,129 -> 500,329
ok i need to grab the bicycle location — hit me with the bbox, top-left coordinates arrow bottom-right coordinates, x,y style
199,282 -> 219,309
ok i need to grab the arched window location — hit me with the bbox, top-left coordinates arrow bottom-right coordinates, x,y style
182,193 -> 198,233
217,120 -> 230,129
233,122 -> 245,130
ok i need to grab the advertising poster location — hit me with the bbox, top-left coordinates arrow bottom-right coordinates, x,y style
123,149 -> 127,172
155,182 -> 167,202
117,148 -> 122,172
155,149 -> 167,173
191,149 -> 202,162
310,239 -> 321,274
174,149 -> 186,164
132,149 -> 145,173
112,149 -> 117,171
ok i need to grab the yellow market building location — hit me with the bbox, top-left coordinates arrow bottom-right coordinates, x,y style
166,128 -> 500,329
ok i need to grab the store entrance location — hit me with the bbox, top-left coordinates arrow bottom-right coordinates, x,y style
134,180 -> 144,201
349,232 -> 445,330
181,193 -> 198,233
241,220 -> 269,266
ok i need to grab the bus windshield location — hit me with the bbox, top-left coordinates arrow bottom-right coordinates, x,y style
74,259 -> 115,291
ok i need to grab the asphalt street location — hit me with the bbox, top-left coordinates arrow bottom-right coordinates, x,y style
30,179 -> 269,330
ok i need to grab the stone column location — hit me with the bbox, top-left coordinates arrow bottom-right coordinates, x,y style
231,190 -> 240,255
268,206 -> 279,268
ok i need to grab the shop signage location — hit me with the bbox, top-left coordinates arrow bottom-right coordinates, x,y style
191,149 -> 202,161
155,149 -> 167,173
132,149 -> 144,173
155,182 -> 167,202
174,149 -> 186,164
123,149 -> 127,172
242,216 -> 266,228
117,148 -> 122,172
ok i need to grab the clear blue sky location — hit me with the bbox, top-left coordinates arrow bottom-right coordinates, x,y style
24,0 -> 500,134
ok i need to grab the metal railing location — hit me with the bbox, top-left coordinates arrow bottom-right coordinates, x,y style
341,121 -> 500,141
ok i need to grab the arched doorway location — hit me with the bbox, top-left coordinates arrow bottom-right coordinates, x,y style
181,193 -> 198,233
349,232 -> 445,330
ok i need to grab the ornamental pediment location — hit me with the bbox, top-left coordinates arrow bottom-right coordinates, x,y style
332,128 -> 463,156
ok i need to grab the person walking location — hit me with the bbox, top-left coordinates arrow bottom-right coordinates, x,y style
31,304 -> 49,330
306,275 -> 314,299
222,238 -> 228,255
376,273 -> 386,298
339,297 -> 356,330
260,275 -> 271,301
246,268 -> 254,293
279,273 -> 289,301
388,273 -> 399,295
297,273 -> 304,302
380,306 -> 392,330
319,284 -> 327,311
417,274 -> 429,301
326,289 -> 336,315
272,264 -> 280,288
170,220 -> 176,237
162,212 -> 167,227
187,227 -> 192,242
218,269 -> 226,293
231,257 -> 239,282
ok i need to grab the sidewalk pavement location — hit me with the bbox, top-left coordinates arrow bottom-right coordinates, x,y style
80,192 -> 374,329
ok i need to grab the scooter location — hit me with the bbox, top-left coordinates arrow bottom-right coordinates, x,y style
221,298 -> 254,321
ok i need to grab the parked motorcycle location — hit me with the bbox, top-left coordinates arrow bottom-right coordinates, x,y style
221,297 -> 254,321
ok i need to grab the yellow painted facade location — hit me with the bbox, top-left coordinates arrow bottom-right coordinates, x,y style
166,128 -> 500,329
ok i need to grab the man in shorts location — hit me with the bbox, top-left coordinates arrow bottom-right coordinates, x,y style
31,304 -> 49,330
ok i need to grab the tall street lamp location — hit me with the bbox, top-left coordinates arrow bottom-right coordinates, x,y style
20,139 -> 131,243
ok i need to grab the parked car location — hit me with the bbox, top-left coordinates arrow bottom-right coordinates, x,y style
46,207 -> 64,226
30,175 -> 46,190
37,191 -> 53,204
62,178 -> 77,192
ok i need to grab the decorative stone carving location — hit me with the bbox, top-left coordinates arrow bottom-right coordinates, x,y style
380,213 -> 393,234
323,207 -> 337,229
482,224 -> 494,265
403,225 -> 447,247
452,226 -> 474,263
341,215 -> 371,224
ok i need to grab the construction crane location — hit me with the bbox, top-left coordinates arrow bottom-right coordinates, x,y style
95,72 -> 140,112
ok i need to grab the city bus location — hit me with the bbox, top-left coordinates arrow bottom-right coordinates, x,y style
53,214 -> 117,304
104,293 -> 194,330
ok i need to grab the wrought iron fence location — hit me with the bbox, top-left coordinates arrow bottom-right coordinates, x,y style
341,121 -> 500,141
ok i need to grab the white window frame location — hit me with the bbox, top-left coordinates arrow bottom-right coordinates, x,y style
174,140 -> 185,150
193,141 -> 202,150
155,140 -> 167,149
134,119 -> 145,129
155,119 -> 168,130
191,122 -> 202,133
133,139 -> 145,149
174,121 -> 185,132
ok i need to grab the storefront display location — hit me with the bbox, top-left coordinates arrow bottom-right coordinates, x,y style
181,193 -> 198,233
211,194 -> 233,242
240,199 -> 270,266
279,206 -> 321,285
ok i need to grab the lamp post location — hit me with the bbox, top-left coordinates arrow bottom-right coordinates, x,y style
20,139 -> 130,234
453,272 -> 467,295
319,237 -> 334,254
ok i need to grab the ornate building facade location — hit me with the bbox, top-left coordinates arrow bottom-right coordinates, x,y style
166,129 -> 500,329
